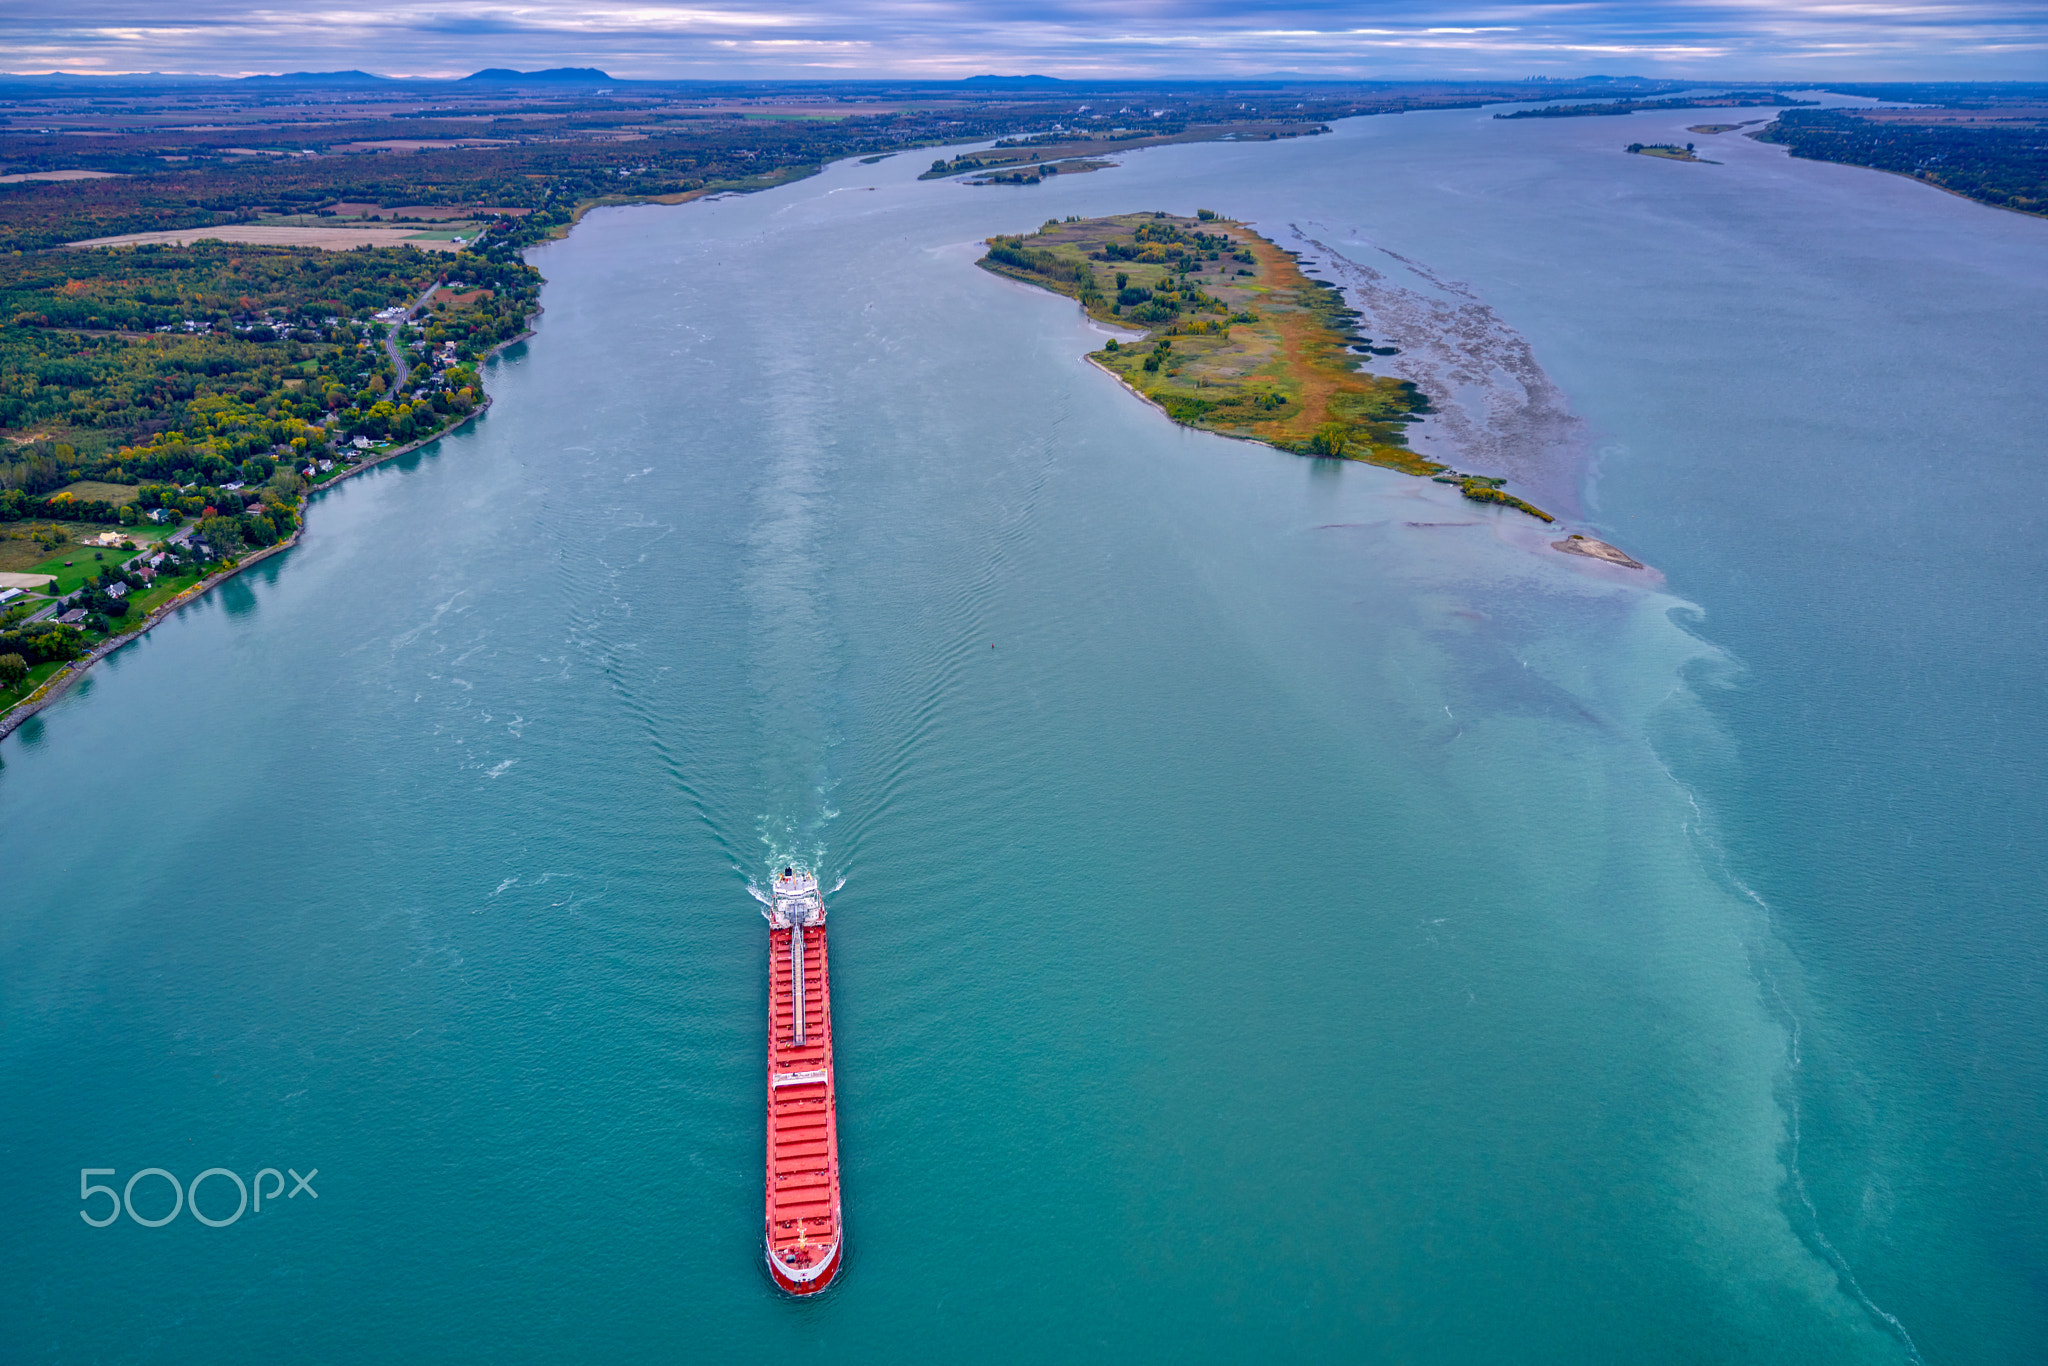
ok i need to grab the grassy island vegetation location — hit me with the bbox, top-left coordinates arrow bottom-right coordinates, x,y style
977,211 -> 1554,521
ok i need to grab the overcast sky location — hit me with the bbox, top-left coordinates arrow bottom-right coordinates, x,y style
3,0 -> 2044,82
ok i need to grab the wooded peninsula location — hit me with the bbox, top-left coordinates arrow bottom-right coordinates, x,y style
978,212 -> 1554,521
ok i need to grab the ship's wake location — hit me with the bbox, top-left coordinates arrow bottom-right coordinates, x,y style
738,294 -> 848,907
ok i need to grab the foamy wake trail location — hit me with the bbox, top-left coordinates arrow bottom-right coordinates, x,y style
1662,759 -> 1926,1365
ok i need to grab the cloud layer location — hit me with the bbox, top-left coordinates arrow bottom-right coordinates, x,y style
4,0 -> 2044,80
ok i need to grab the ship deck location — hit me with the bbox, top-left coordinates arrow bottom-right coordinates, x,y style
765,913 -> 841,1292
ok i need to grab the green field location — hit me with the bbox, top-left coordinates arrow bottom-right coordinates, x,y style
0,657 -> 70,709
1,518 -> 163,579
55,480 -> 142,505
21,525 -> 175,597
113,566 -> 207,619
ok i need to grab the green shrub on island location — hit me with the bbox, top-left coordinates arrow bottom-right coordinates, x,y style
1158,395 -> 1218,423
986,238 -> 1099,290
1455,479 -> 1554,521
1307,421 -> 1354,457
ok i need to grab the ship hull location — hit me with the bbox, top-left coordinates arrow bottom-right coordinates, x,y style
765,1232 -> 841,1295
764,894 -> 843,1295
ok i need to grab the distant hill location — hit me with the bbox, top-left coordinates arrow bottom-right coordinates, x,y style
961,74 -> 1064,86
0,71 -> 231,85
241,71 -> 390,85
461,68 -> 614,84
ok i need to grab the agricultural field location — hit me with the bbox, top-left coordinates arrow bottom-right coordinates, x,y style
69,225 -> 471,251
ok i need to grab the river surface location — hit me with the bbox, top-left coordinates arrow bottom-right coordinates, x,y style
4,101 -> 2044,1364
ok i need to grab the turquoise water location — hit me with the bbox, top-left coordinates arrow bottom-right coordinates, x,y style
4,106 -> 2043,1362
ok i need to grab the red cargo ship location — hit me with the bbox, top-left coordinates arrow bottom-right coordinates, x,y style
763,867 -> 843,1294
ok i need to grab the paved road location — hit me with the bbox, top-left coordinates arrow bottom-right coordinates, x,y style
382,277 -> 443,390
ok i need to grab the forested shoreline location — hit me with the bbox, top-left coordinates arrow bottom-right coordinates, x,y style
0,243 -> 538,493
1758,106 -> 2047,217
0,237 -> 542,722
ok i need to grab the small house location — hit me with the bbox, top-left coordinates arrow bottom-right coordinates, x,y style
58,608 -> 87,624
105,582 -> 127,599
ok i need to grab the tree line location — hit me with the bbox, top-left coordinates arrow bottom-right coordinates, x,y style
1759,109 -> 2046,215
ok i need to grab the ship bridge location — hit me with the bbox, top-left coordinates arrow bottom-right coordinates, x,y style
768,867 -> 823,929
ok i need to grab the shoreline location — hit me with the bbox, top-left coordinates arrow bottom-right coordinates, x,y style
0,158 -> 831,752
1084,348 -> 1646,571
1747,121 -> 2048,223
0,327 -> 531,743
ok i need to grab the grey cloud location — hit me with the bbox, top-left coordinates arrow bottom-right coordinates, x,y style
3,0 -> 2044,76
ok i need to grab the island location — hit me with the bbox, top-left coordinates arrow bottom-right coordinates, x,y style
1626,142 -> 1715,163
977,212 -> 1555,522
924,124 -> 1331,183
1494,92 -> 1814,120
1552,534 -> 1644,568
